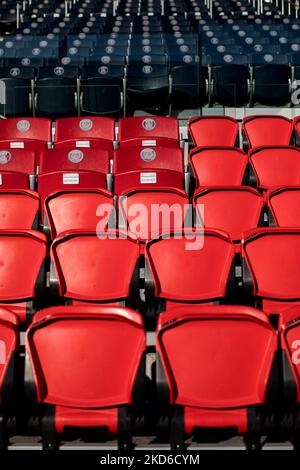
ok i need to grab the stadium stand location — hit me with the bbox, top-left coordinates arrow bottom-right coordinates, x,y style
2,0 -> 300,453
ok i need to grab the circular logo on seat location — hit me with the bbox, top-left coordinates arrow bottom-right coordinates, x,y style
142,65 -> 153,74
245,37 -> 254,45
140,148 -> 156,162
54,66 -> 64,76
254,44 -> 263,52
107,39 -> 116,46
264,54 -> 274,63
174,32 -> 182,38
183,55 -> 193,63
142,118 -> 156,131
32,48 -> 41,56
142,55 -> 152,63
21,57 -> 31,66
224,55 -> 234,63
69,47 -> 78,55
217,45 -> 226,53
78,33 -> 86,39
61,57 -> 71,65
270,30 -> 278,37
142,39 -> 150,46
73,39 -> 81,47
98,66 -> 109,75
68,150 -> 84,163
105,46 -> 114,54
10,67 -> 20,77
279,37 -> 288,44
179,45 -> 189,53
39,40 -> 48,47
238,30 -> 246,37
0,151 -> 11,164
5,41 -> 13,48
142,45 -> 152,53
206,31 -> 213,37
17,120 -> 30,133
79,119 -> 93,131
211,37 -> 219,44
101,55 -> 111,64
291,43 -> 300,52
176,38 -> 185,45
47,33 -> 54,40
142,32 -> 150,38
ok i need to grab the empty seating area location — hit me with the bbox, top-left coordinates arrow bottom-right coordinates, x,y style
0,113 -> 299,450
3,0 -> 300,115
2,0 -> 300,453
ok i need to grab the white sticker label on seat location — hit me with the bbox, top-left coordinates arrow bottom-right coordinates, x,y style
142,140 -> 157,146
0,175 -> 3,185
10,142 -> 24,148
140,172 -> 157,184
63,173 -> 79,185
76,141 -> 90,148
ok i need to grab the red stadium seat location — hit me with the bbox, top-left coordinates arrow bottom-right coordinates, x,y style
25,305 -> 146,450
114,169 -> 184,195
54,117 -> 115,155
44,189 -> 114,239
38,147 -> 110,220
267,187 -> 300,227
188,116 -> 239,147
189,147 -> 248,187
119,188 -> 190,241
0,148 -> 36,189
0,190 -> 39,230
118,117 -> 180,148
0,307 -> 19,450
40,147 -> 110,176
242,116 -> 293,149
279,307 -> 300,447
145,229 -> 236,310
0,118 -> 52,164
193,187 -> 264,241
38,172 -> 108,221
242,228 -> 300,314
50,230 -> 140,307
156,305 -> 278,449
114,146 -> 184,175
249,146 -> 300,189
0,230 -> 47,323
